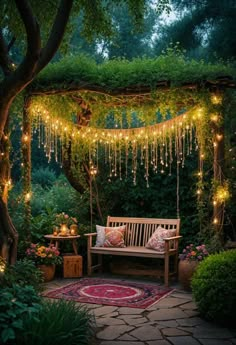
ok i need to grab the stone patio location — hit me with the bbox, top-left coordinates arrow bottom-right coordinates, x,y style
43,276 -> 236,345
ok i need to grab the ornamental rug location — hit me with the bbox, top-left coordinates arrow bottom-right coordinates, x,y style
43,278 -> 174,309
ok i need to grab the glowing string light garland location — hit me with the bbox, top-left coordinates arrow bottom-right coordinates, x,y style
31,107 -> 203,188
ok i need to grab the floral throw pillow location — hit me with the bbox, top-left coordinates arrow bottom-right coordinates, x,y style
145,226 -> 176,252
103,226 -> 126,248
95,225 -> 106,247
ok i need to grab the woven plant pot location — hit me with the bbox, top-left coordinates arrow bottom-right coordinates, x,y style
178,260 -> 198,290
37,264 -> 56,282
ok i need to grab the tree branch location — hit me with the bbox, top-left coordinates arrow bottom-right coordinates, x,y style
7,36 -> 16,52
11,0 -> 41,85
0,28 -> 12,76
36,0 -> 73,74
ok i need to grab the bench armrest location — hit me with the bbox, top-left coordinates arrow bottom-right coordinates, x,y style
164,235 -> 182,241
84,233 -> 97,237
164,235 -> 182,252
85,232 -> 97,249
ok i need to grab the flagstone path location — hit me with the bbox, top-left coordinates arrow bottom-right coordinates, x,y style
44,277 -> 236,345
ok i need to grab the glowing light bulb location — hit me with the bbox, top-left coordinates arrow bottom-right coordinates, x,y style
216,134 -> 223,141
23,134 -> 29,142
210,114 -> 218,122
213,217 -> 218,224
25,192 -> 31,201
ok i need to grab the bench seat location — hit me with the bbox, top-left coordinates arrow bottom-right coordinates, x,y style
85,216 -> 181,286
89,245 -> 178,257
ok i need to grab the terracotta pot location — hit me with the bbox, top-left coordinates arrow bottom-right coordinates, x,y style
37,264 -> 56,282
178,260 -> 198,290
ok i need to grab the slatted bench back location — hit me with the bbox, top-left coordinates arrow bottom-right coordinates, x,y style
106,216 -> 180,247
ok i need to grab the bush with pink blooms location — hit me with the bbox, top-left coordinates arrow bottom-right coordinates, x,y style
26,243 -> 62,265
179,244 -> 209,262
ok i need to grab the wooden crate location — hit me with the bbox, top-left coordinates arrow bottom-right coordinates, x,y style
63,255 -> 83,278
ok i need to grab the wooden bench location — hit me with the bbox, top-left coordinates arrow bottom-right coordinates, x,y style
85,216 -> 181,286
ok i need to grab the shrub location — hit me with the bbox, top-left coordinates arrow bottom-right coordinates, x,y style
32,167 -> 57,188
191,249 -> 236,326
0,259 -> 43,292
16,299 -> 95,345
0,284 -> 41,344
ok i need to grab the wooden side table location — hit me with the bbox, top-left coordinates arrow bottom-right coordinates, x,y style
44,235 -> 80,255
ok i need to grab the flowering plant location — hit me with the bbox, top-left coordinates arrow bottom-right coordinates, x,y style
26,243 -> 63,265
55,212 -> 78,228
179,244 -> 209,262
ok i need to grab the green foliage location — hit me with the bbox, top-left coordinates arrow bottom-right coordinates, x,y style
0,259 -> 43,292
32,167 -> 57,188
191,249 -> 236,326
0,284 -> 41,344
31,50 -> 235,95
15,299 -> 95,345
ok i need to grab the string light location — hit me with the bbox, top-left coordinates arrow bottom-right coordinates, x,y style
216,134 -> 223,141
32,106 -> 200,185
211,94 -> 222,105
25,192 -> 31,201
213,217 -> 218,224
210,114 -> 218,122
22,134 -> 29,142
0,260 -> 6,274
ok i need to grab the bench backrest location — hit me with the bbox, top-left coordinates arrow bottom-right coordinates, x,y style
106,216 -> 180,247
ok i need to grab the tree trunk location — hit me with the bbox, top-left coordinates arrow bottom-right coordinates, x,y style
0,197 -> 18,264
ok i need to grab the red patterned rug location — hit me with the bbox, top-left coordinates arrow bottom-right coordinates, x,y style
43,278 -> 173,309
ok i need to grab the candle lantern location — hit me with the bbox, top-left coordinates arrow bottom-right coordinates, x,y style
53,226 -> 59,236
70,224 -> 78,236
60,224 -> 68,236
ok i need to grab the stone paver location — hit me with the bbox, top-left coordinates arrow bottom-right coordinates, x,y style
96,325 -> 134,340
118,334 -> 138,341
148,340 -> 171,345
158,320 -> 179,327
100,340 -> 145,345
176,317 -> 203,327
193,326 -> 234,339
118,307 -> 144,315
199,340 -> 234,345
162,327 -> 190,336
179,301 -> 197,310
124,316 -> 149,326
148,308 -> 188,321
105,312 -> 120,317
153,297 -> 190,309
129,325 -> 163,341
92,306 -> 118,317
166,336 -> 201,345
96,317 -> 125,326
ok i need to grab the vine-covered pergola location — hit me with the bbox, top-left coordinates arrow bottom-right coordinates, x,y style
21,52 -> 236,241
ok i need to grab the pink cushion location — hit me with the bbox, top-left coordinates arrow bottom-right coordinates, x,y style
145,226 -> 176,252
103,226 -> 126,248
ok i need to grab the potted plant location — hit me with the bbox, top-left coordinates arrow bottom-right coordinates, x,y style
26,243 -> 63,282
178,244 -> 209,290
55,212 -> 78,235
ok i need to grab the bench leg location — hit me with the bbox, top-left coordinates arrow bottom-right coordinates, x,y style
87,250 -> 92,276
164,255 -> 169,287
98,254 -> 103,272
